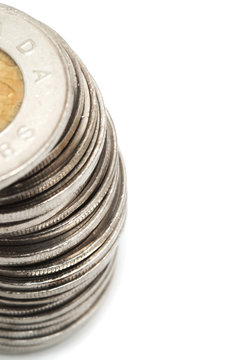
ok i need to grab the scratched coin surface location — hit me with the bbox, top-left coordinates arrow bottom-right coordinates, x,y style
0,49 -> 24,132
0,4 -> 127,355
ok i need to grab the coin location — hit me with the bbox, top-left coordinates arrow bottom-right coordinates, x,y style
0,4 -> 74,189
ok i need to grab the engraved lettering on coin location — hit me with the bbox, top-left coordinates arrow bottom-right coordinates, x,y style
0,49 -> 24,132
16,39 -> 36,54
18,126 -> 35,141
0,142 -> 15,158
33,70 -> 51,83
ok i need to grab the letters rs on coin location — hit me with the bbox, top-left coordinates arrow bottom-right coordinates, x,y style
0,4 -> 127,353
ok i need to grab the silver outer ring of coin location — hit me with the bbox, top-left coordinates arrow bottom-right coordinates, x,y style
0,4 -> 74,190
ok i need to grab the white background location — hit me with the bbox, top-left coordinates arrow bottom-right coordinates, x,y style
2,0 -> 238,359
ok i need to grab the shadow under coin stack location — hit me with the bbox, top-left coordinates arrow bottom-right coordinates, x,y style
0,4 -> 127,353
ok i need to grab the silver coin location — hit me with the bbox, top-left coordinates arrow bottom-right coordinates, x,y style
0,4 -> 74,189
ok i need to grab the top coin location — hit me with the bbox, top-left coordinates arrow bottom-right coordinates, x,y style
0,5 -> 74,190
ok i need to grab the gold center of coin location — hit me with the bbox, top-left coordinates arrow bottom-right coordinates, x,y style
0,49 -> 24,133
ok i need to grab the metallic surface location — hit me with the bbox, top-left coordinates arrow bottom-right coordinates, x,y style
0,3 -> 127,354
0,49 -> 24,132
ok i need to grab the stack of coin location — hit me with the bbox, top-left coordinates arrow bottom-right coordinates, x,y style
0,4 -> 127,353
